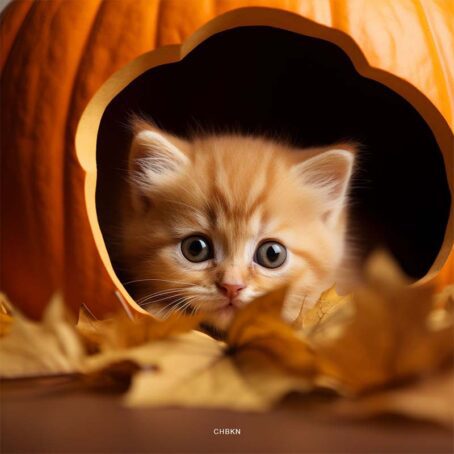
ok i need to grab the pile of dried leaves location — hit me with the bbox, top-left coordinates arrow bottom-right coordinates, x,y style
1,253 -> 453,426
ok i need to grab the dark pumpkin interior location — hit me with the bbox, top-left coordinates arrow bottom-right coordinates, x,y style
96,26 -> 451,283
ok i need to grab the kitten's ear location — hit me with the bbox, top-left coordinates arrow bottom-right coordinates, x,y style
129,120 -> 189,211
293,149 -> 355,226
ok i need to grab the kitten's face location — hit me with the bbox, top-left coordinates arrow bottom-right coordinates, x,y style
123,121 -> 354,331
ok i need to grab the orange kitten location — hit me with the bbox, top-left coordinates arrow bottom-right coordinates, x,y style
121,119 -> 356,331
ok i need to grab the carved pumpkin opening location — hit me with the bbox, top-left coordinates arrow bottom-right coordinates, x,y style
95,25 -> 451,291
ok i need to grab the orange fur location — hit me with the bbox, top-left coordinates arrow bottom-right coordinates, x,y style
121,120 -> 356,331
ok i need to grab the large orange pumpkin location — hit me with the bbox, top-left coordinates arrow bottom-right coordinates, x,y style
1,0 -> 453,319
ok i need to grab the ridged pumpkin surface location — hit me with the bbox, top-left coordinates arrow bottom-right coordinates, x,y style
1,0 -> 453,318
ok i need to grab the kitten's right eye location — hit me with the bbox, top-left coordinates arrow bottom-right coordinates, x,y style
254,241 -> 287,269
181,235 -> 213,263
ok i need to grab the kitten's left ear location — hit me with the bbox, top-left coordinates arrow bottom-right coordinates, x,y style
128,119 -> 190,211
293,149 -> 355,226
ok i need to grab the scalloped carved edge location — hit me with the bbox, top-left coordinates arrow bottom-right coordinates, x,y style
76,7 -> 454,313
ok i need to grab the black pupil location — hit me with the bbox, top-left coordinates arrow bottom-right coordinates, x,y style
266,244 -> 281,262
189,239 -> 205,257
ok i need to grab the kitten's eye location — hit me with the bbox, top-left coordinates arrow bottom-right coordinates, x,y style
181,235 -> 213,263
254,241 -> 287,269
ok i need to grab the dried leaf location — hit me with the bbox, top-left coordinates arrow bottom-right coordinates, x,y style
0,293 -> 13,337
2,254 -> 452,423
0,294 -> 85,378
124,288 -> 314,410
83,360 -> 144,392
227,287 -> 315,377
434,284 -> 454,310
312,252 -> 454,394
127,350 -> 306,411
326,368 -> 454,427
300,286 -> 352,334
77,308 -> 202,352
123,331 -> 226,407
0,313 -> 13,338
77,306 -> 206,389
0,291 -> 204,382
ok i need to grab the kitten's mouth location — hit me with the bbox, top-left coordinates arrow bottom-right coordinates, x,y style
210,302 -> 239,321
201,302 -> 240,332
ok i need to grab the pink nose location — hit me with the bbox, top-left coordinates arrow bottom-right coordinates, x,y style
216,282 -> 246,299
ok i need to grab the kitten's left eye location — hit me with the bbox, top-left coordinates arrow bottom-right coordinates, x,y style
254,241 -> 287,269
181,235 -> 213,263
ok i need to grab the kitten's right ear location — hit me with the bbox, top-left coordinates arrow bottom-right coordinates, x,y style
292,148 -> 355,226
129,120 -> 189,211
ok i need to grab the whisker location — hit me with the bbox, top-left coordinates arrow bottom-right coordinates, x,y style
153,298 -> 184,319
154,296 -> 195,318
165,295 -> 199,318
137,288 -> 186,304
172,297 -> 199,318
190,304 -> 198,316
124,278 -> 199,287
172,295 -> 196,311
139,292 -> 188,308
179,297 -> 198,313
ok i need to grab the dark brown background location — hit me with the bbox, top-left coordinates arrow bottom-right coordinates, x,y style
1,377 -> 452,453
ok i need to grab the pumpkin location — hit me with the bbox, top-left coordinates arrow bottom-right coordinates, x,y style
1,0 -> 453,319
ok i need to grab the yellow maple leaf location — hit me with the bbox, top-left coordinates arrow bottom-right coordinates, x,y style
0,293 -> 13,337
77,306 -> 202,352
324,368 -> 454,427
0,313 -> 13,338
3,255 -> 452,420
122,288 -> 314,410
126,348 -> 308,411
0,294 -> 85,378
312,252 -> 454,394
433,284 -> 454,310
227,287 -> 315,376
300,286 -> 352,334
0,294 -> 202,381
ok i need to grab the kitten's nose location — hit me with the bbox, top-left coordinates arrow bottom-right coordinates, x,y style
216,282 -> 246,299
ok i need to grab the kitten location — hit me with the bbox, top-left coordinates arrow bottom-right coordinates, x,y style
121,118 -> 356,331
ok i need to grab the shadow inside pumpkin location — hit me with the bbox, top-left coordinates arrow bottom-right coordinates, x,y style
95,26 -> 451,294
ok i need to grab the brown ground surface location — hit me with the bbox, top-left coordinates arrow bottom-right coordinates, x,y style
1,377 -> 452,453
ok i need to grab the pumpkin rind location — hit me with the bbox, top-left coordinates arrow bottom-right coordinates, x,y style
1,0 -> 452,318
